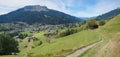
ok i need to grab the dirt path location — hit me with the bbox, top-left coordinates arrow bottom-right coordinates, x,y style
66,41 -> 101,57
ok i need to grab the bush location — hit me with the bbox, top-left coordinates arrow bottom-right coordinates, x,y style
98,20 -> 105,26
0,34 -> 19,55
38,41 -> 42,46
18,34 -> 28,39
59,29 -> 78,37
86,19 -> 98,29
80,24 -> 87,30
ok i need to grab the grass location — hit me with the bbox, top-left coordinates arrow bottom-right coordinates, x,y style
20,31 -> 33,36
18,31 -> 45,54
107,33 -> 120,57
28,30 -> 101,57
0,55 -> 22,57
78,14 -> 120,57
101,14 -> 120,33
99,14 -> 120,57
78,30 -> 109,57
78,42 -> 102,57
94,33 -> 120,57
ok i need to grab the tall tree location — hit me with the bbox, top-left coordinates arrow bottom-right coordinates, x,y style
0,34 -> 19,55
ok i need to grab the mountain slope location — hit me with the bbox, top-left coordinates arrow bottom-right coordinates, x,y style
96,14 -> 120,57
77,14 -> 120,57
102,14 -> 120,33
29,30 -> 100,57
0,5 -> 81,24
97,8 -> 120,19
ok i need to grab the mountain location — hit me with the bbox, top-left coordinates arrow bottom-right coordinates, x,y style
97,8 -> 120,19
0,5 -> 81,24
79,17 -> 90,20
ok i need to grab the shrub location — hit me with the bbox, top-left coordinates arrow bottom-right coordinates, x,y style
86,19 -> 98,29
0,34 -> 19,55
59,29 -> 78,37
38,41 -> 42,46
80,24 -> 87,30
98,20 -> 105,26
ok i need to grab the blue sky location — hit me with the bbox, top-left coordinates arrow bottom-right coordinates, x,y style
0,0 -> 120,17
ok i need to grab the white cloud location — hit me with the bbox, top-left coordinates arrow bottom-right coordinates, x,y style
0,0 -> 73,15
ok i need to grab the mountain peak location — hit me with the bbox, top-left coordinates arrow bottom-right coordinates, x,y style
23,5 -> 49,12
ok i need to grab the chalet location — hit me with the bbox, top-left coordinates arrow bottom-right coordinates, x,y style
28,37 -> 38,42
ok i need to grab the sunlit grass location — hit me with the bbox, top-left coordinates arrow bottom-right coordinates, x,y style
29,30 -> 100,57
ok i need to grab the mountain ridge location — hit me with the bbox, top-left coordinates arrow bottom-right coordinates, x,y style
0,5 -> 82,24
96,8 -> 120,19
23,5 -> 49,12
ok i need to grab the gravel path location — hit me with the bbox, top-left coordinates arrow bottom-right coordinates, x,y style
66,41 -> 101,57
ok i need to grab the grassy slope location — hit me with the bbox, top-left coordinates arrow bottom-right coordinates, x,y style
101,14 -> 120,33
18,31 -> 45,54
0,31 -> 46,57
78,41 -> 103,57
98,14 -> 120,57
78,14 -> 120,57
0,55 -> 23,57
28,30 -> 100,57
0,25 -> 101,57
78,31 -> 109,57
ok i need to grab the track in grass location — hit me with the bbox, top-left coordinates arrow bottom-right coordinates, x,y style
66,41 -> 101,57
